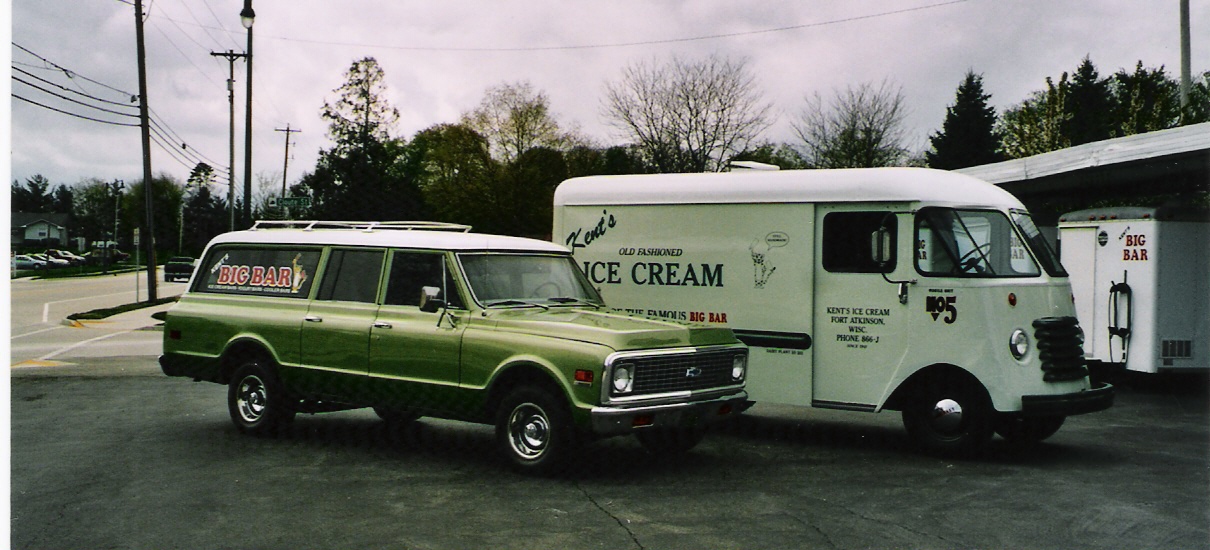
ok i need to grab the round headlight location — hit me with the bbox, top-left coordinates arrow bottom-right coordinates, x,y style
732,354 -> 748,381
612,365 -> 633,393
1009,329 -> 1030,360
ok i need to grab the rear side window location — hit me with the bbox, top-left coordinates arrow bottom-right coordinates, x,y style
195,246 -> 320,298
822,211 -> 896,273
316,249 -> 385,303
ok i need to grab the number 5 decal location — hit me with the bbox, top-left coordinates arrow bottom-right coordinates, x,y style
926,295 -> 958,324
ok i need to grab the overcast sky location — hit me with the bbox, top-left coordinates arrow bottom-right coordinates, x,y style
7,0 -> 1207,198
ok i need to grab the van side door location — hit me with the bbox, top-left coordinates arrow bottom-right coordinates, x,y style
811,206 -> 909,410
368,250 -> 468,413
296,248 -> 386,399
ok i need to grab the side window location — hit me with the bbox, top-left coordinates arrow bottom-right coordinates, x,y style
195,246 -> 320,298
822,211 -> 896,273
316,249 -> 385,303
383,251 -> 463,308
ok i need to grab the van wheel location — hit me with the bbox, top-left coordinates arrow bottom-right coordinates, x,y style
496,387 -> 577,474
994,415 -> 1065,444
901,373 -> 994,456
636,428 -> 705,455
228,361 -> 296,436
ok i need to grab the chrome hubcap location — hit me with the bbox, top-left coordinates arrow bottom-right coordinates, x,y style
237,376 -> 268,423
930,398 -> 964,434
508,403 -> 549,459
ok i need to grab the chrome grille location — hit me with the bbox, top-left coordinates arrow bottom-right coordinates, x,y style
627,350 -> 736,394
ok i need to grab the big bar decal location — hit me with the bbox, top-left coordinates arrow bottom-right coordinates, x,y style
202,248 -> 319,297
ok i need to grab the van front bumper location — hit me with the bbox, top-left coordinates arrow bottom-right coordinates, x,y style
590,391 -> 750,435
1020,382 -> 1114,417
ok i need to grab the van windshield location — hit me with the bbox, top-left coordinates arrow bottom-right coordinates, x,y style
459,253 -> 605,308
915,208 -> 1043,278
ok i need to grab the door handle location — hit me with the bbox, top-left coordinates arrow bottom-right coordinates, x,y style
304,315 -> 323,323
373,321 -> 393,329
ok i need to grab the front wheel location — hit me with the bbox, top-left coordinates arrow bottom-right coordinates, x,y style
995,415 -> 1066,444
228,361 -> 296,436
495,387 -> 577,475
901,373 -> 994,456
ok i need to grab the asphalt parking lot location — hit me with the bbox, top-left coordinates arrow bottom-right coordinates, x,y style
10,358 -> 1208,550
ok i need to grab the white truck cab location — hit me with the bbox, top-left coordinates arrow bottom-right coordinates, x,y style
553,167 -> 1114,455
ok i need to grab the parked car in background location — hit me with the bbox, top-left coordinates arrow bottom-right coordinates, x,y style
163,256 -> 197,282
46,249 -> 85,266
12,255 -> 47,271
29,253 -> 69,268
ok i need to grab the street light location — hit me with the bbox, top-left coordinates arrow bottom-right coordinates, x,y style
240,0 -> 255,228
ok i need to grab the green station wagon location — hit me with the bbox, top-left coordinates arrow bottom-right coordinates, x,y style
160,221 -> 749,473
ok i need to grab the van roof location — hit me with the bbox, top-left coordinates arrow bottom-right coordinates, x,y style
206,224 -> 568,253
554,167 -> 1024,209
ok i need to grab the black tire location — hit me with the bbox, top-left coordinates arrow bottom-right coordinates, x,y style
373,406 -> 420,426
495,387 -> 577,474
228,361 -> 296,436
901,372 -> 995,456
636,428 -> 706,455
994,415 -> 1066,444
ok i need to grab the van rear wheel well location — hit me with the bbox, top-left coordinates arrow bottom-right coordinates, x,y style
219,340 -> 275,384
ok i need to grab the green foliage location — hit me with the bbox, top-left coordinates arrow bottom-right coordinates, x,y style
1065,57 -> 1116,145
11,175 -> 58,213
181,184 -> 228,256
926,72 -> 1005,170
999,74 -> 1071,158
122,174 -> 184,254
460,81 -> 574,164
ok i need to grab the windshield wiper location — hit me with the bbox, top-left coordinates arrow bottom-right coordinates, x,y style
483,299 -> 550,310
549,297 -> 603,309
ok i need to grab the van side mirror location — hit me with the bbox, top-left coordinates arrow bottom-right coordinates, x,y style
419,286 -> 446,313
871,226 -> 893,266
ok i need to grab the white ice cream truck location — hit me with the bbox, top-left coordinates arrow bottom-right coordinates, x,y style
1058,206 -> 1209,375
553,167 -> 1114,455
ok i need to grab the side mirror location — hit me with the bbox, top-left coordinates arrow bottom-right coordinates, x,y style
419,286 -> 446,313
870,226 -> 893,266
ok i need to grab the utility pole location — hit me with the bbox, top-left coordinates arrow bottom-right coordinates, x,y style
275,124 -> 301,218
134,0 -> 157,301
210,50 -> 246,231
241,1 -> 256,228
1180,0 -> 1191,111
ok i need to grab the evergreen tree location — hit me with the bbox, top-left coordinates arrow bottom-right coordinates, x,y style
1065,57 -> 1116,145
926,72 -> 1004,169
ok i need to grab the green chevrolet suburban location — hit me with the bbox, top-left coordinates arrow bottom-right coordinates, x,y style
160,221 -> 749,473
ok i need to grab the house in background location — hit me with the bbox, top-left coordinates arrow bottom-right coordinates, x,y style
11,212 -> 71,248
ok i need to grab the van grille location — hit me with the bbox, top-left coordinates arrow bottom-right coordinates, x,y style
626,350 -> 738,395
1033,316 -> 1088,382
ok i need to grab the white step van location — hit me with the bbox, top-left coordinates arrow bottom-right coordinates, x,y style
1058,206 -> 1209,374
553,167 -> 1114,454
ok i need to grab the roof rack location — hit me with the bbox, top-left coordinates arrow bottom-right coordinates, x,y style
249,220 -> 473,233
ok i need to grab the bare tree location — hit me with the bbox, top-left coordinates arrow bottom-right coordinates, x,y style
461,81 -> 575,163
602,54 -> 772,173
792,79 -> 910,168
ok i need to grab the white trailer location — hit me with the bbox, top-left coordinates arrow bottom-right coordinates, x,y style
553,167 -> 1113,455
1058,207 -> 1209,374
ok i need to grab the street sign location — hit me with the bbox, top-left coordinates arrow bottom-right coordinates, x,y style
278,196 -> 311,208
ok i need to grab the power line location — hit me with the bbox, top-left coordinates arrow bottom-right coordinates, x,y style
13,75 -> 141,119
12,42 -> 136,98
12,66 -> 137,108
13,93 -> 141,127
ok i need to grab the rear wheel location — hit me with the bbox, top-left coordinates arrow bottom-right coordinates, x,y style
901,372 -> 994,456
636,428 -> 705,455
228,361 -> 296,436
995,415 -> 1066,444
495,387 -> 577,474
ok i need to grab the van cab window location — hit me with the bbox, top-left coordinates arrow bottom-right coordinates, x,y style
822,211 -> 896,273
316,249 -> 385,303
915,207 -> 1041,277
460,253 -> 603,307
383,251 -> 463,308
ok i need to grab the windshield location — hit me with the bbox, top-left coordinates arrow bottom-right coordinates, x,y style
1010,210 -> 1067,277
915,207 -> 1043,278
459,253 -> 605,308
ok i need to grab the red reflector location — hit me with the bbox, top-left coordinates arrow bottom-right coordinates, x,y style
1008,293 -> 1017,307
633,415 -> 654,427
169,330 -> 182,340
574,369 -> 594,384
718,404 -> 733,416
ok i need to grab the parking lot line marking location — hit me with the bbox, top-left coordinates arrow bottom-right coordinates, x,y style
11,325 -> 66,340
11,360 -> 72,368
39,330 -> 128,361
